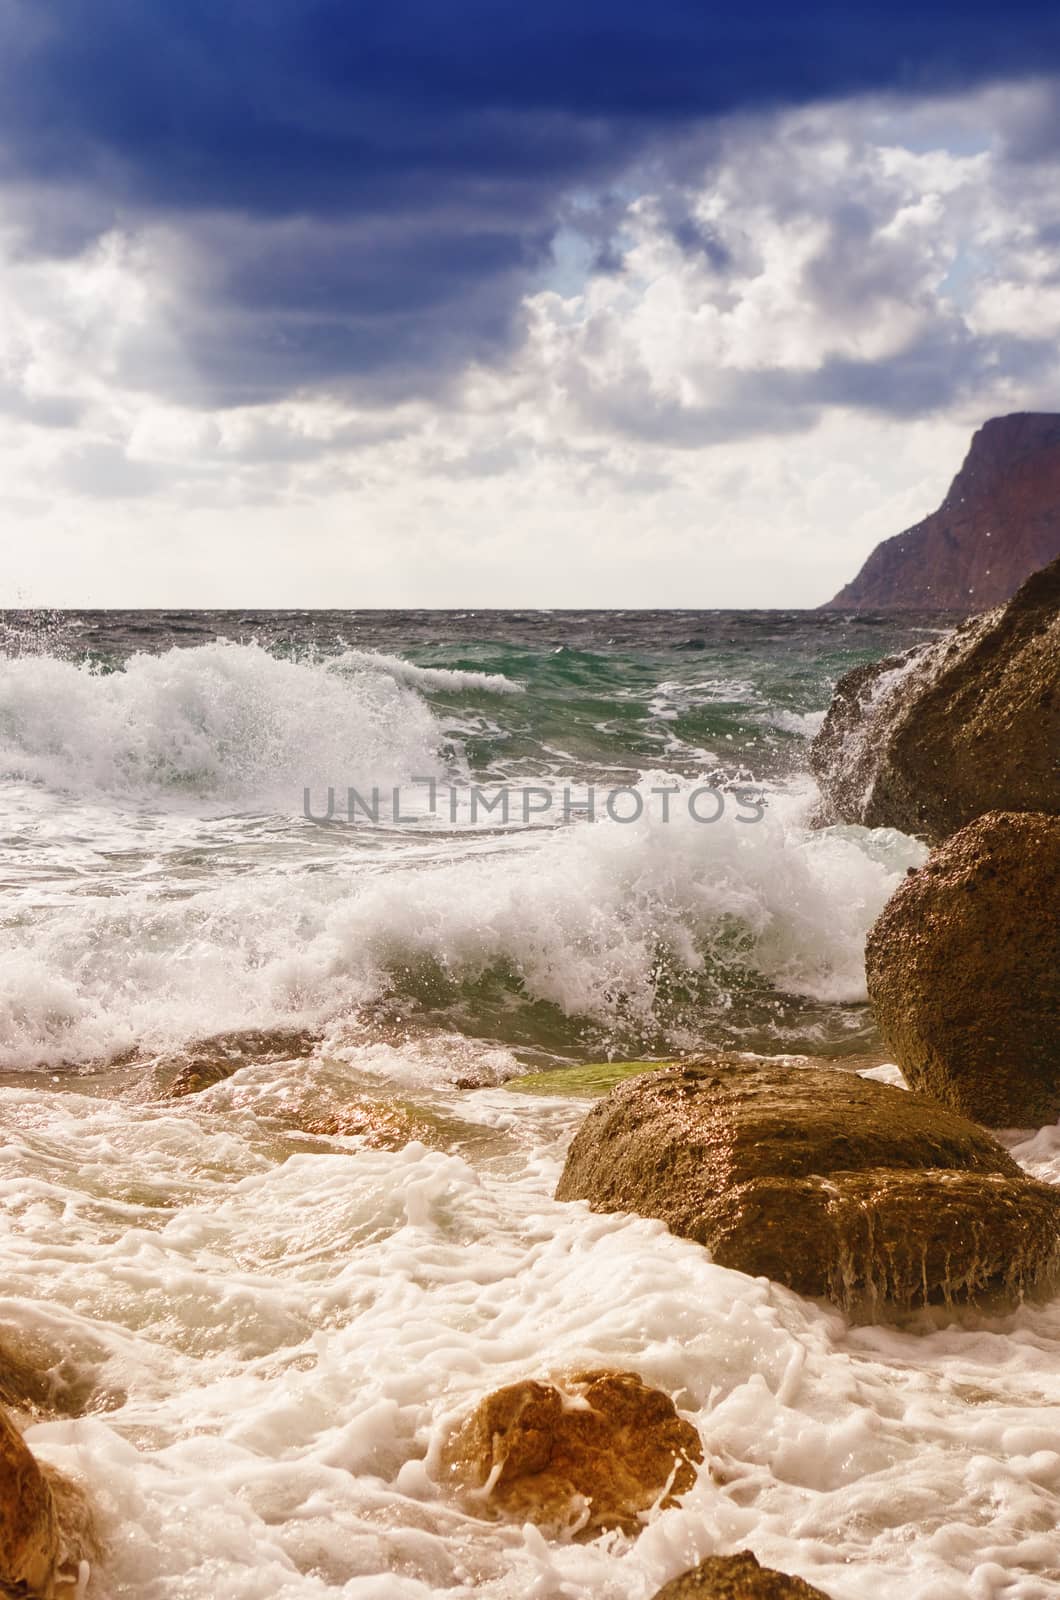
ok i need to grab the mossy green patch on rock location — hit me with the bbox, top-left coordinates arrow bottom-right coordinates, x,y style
505,1061 -> 673,1097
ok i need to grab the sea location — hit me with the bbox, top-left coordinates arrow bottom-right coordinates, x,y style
1,609 -> 1058,1600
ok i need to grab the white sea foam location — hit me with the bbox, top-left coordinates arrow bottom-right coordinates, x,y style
335,649 -> 524,696
767,708 -> 827,738
0,642 -> 448,805
4,1078 -> 1060,1600
0,781 -> 924,1069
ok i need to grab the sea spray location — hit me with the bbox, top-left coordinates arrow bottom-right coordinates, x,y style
0,641 -> 450,804
0,780 -> 923,1069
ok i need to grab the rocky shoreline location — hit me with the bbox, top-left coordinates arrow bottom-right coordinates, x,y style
2,564 -> 1058,1599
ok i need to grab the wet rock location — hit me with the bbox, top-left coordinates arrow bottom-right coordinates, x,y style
0,1331 -> 106,1421
0,1340 -> 60,1421
284,1096 -> 443,1149
555,1058 -> 1060,1310
810,555 -> 1059,842
161,1026 -> 318,1098
156,1040 -> 501,1157
866,810 -> 1060,1127
439,1369 -> 702,1534
0,1406 -> 96,1599
651,1550 -> 832,1598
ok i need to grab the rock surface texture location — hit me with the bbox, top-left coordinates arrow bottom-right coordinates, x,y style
650,1551 -> 832,1599
866,811 -> 1060,1128
161,1026 -> 318,1097
810,555 -> 1060,841
439,1369 -> 702,1534
823,413 -> 1060,609
555,1059 -> 1060,1310
0,1406 -> 94,1599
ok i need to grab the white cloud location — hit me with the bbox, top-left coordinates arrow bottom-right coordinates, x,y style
3,80 -> 1060,605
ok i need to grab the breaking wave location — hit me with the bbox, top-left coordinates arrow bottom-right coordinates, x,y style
0,642 -> 452,805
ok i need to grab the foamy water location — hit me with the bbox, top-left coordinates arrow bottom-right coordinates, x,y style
6,1072 -> 1060,1600
1,618 -> 1056,1600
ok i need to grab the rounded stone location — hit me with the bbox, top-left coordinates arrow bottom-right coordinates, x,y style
866,810 -> 1060,1127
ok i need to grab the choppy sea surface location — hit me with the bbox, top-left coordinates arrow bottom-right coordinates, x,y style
1,609 -> 1058,1600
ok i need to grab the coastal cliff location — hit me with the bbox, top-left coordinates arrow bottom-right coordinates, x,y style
823,413 -> 1060,609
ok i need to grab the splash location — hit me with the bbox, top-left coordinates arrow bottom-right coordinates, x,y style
0,782 -> 925,1070
0,641 -> 447,805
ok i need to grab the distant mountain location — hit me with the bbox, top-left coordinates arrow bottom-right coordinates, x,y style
822,413 -> 1060,610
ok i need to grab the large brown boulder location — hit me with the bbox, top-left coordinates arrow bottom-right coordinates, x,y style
555,1059 -> 1060,1310
439,1369 -> 702,1535
651,1551 -> 831,1599
0,1407 -> 95,1598
866,811 -> 1060,1127
810,555 -> 1059,842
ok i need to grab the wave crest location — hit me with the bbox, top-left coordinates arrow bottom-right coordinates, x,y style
0,642 -> 448,804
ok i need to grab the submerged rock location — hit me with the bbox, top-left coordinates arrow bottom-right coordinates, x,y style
153,1038 -> 497,1157
866,811 -> 1060,1127
1,1340 -> 61,1421
161,1026 -> 318,1097
651,1551 -> 832,1599
0,1331 -> 108,1421
810,555 -> 1060,842
555,1058 -> 1060,1310
439,1369 -> 702,1534
0,1406 -> 95,1599
283,1095 -> 450,1149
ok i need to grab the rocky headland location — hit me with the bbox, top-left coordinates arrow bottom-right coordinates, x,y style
823,413 -> 1060,609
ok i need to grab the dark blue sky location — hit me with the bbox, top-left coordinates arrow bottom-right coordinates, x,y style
2,0 -> 1059,402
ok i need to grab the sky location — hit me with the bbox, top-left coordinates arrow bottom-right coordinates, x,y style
3,2 -> 1060,607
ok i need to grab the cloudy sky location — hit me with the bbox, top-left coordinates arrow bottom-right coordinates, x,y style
3,3 -> 1060,607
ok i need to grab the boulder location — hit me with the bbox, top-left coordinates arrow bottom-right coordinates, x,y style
0,1407 -> 94,1599
439,1369 -> 702,1534
555,1058 -> 1060,1310
651,1551 -> 831,1599
810,555 -> 1059,842
866,811 -> 1060,1127
0,1405 -> 59,1596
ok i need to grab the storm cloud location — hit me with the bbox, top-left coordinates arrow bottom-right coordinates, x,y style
2,1 -> 1060,401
